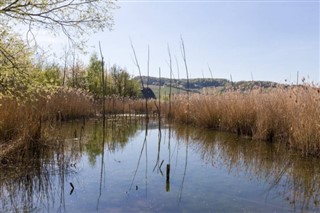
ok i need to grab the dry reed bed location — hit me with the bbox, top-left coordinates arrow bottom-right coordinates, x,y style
0,89 -> 159,148
103,97 -> 159,115
0,88 -> 94,146
170,86 -> 320,156
2,84 -> 320,157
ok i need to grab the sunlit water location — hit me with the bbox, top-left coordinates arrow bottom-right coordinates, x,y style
1,119 -> 320,212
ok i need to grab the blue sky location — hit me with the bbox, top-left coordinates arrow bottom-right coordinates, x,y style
39,1 -> 320,83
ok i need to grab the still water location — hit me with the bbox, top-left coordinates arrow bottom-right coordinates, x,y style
1,119 -> 320,212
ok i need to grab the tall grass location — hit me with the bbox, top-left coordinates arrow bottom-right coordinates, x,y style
0,88 -> 161,152
0,88 -> 94,154
45,88 -> 95,121
170,85 -> 320,156
103,96 -> 159,116
2,83 -> 320,157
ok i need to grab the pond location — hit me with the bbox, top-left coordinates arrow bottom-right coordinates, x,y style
1,118 -> 320,212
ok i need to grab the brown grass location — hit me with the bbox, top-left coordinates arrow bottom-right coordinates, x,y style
0,87 -> 94,147
102,97 -> 159,116
45,87 -> 95,121
2,84 -> 320,157
0,88 -> 160,150
169,85 -> 320,156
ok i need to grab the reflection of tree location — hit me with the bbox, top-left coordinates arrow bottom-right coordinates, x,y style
0,119 -> 140,212
174,125 -> 320,212
85,120 -> 139,166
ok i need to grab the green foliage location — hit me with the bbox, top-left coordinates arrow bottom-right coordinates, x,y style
40,63 -> 62,86
0,31 -> 48,101
86,53 -> 103,98
110,65 -> 141,98
85,120 -> 139,166
66,60 -> 88,90
86,55 -> 140,99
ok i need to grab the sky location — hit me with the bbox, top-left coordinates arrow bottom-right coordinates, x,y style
36,0 -> 319,84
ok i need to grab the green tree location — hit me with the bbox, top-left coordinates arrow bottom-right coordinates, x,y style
0,31 -> 43,100
74,63 -> 88,90
110,65 -> 141,98
86,53 -> 103,98
41,63 -> 62,86
66,59 -> 87,90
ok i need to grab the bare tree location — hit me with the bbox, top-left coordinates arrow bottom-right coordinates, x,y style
0,1 -> 117,46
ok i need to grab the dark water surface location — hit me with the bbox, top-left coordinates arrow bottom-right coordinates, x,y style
1,119 -> 320,212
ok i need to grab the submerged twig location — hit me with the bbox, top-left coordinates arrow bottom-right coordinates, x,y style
69,182 -> 74,195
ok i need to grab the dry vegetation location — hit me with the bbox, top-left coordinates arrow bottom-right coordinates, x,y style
103,97 -> 159,115
170,85 -> 320,157
0,88 -> 94,149
0,89 -> 159,153
1,83 -> 320,158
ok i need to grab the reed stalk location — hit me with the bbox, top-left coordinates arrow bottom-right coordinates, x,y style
99,42 -> 106,127
168,45 -> 173,120
180,37 -> 190,123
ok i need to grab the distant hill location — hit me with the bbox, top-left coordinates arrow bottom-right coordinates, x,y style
133,76 -> 280,94
134,76 -> 229,89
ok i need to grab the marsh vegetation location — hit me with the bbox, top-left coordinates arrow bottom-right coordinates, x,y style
171,85 -> 320,157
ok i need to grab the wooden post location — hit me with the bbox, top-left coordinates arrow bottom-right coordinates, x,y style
166,164 -> 170,192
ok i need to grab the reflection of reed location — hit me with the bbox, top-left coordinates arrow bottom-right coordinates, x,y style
0,119 -> 141,212
96,120 -> 106,210
153,128 -> 163,175
177,125 -> 189,204
166,124 -> 172,192
129,122 -> 148,194
0,137 -> 77,213
145,120 -> 148,197
174,125 -> 320,212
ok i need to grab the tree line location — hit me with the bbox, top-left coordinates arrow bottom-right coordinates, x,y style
41,53 -> 141,99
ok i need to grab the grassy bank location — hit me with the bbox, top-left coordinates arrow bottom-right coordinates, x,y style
170,85 -> 320,156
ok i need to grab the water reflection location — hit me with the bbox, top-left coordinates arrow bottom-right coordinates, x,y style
84,120 -> 139,166
0,119 -> 140,212
0,137 -> 78,212
174,125 -> 320,212
0,119 -> 319,212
